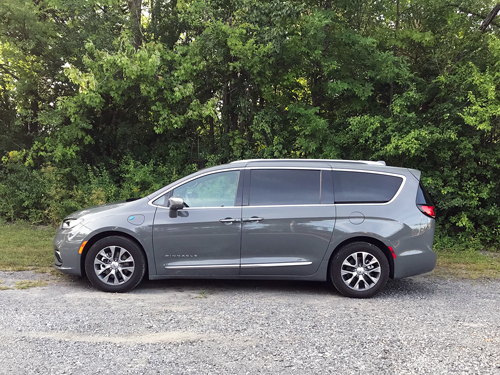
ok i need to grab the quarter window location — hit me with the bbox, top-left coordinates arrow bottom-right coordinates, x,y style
249,169 -> 321,206
416,182 -> 434,206
172,171 -> 240,208
333,171 -> 403,204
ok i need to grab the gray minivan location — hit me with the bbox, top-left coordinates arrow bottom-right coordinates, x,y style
54,159 -> 436,298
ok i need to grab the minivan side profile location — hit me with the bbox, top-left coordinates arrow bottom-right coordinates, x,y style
54,159 -> 437,298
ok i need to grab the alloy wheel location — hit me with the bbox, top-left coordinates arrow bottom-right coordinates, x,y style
340,251 -> 381,291
93,246 -> 135,286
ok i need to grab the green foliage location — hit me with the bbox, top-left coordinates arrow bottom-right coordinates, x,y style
2,0 -> 500,246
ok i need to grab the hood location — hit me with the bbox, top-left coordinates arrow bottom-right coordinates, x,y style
63,198 -> 143,221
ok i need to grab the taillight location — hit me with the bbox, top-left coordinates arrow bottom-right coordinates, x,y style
418,205 -> 436,219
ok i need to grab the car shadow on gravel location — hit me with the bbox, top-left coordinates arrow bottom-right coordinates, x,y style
138,278 -> 334,295
58,273 -> 439,298
379,276 -> 440,298
136,275 -> 439,299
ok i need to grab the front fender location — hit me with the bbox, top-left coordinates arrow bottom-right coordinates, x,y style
82,212 -> 157,276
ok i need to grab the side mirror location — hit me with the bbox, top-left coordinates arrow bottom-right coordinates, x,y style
169,196 -> 184,210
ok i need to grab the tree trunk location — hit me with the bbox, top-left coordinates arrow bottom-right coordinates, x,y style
230,72 -> 239,132
390,0 -> 400,107
209,116 -> 215,154
480,4 -> 500,32
128,0 -> 142,49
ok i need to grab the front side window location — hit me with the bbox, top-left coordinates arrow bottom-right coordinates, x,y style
172,171 -> 240,208
249,169 -> 321,206
333,171 -> 403,204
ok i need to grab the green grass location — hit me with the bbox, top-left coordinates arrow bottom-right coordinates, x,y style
433,250 -> 500,279
0,223 -> 56,271
0,223 -> 499,280
14,280 -> 48,289
194,289 -> 211,298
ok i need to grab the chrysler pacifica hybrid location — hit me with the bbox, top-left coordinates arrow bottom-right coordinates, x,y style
54,159 -> 436,298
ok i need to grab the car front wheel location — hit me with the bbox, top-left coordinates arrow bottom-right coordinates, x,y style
330,242 -> 389,298
85,236 -> 146,293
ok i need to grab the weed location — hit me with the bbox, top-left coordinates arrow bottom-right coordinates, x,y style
195,289 -> 210,298
14,280 -> 48,289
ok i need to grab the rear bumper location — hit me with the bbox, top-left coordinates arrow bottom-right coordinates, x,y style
392,215 -> 436,279
393,249 -> 437,279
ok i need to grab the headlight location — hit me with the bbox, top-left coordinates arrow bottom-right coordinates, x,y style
61,218 -> 83,229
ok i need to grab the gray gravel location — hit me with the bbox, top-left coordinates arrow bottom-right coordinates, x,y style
0,272 -> 499,374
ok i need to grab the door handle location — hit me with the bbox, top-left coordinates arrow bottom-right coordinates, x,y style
219,218 -> 241,223
242,217 -> 264,222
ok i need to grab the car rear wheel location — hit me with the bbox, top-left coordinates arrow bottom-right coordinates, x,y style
85,236 -> 146,293
330,242 -> 389,298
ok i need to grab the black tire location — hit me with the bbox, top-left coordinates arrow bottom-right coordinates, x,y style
85,236 -> 146,293
330,242 -> 389,298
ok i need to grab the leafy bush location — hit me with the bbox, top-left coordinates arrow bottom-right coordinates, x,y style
2,0 -> 500,249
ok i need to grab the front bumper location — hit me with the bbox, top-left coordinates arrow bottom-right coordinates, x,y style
53,223 -> 92,276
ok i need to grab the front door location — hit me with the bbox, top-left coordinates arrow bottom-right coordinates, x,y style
152,170 -> 242,276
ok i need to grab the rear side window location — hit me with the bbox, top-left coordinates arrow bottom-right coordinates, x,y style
333,171 -> 403,204
249,169 -> 320,206
416,182 -> 434,205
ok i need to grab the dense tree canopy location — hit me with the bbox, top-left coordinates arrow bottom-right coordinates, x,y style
1,0 -> 500,246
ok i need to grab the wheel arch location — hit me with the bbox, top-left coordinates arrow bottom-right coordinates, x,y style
80,230 -> 149,278
327,236 -> 395,279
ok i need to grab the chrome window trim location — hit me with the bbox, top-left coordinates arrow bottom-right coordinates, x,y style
331,169 -> 406,206
158,204 -> 337,211
148,168 -> 242,209
244,167 -> 405,207
159,206 -> 242,210
242,204 -> 335,208
245,166 -> 330,170
149,166 -> 407,209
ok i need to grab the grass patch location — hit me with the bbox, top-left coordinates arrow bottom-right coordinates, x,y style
194,289 -> 210,298
433,250 -> 500,279
0,280 -> 11,290
14,280 -> 48,289
0,223 -> 56,271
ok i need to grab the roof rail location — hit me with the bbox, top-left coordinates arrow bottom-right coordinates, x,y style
230,159 -> 387,166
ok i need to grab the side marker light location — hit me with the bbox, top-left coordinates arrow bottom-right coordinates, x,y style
79,241 -> 88,254
388,246 -> 396,259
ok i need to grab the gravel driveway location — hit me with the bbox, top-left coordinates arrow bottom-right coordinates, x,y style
0,271 -> 499,374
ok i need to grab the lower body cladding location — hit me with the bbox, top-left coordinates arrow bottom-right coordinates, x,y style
149,261 -> 331,281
